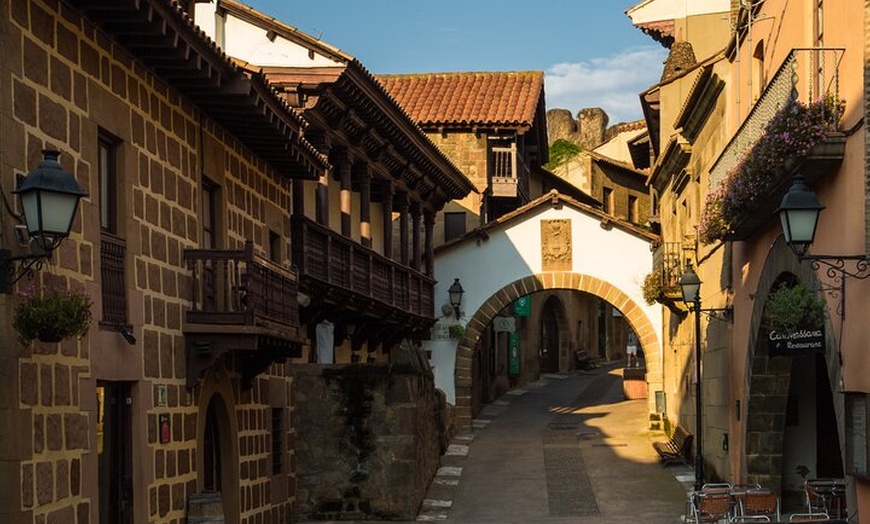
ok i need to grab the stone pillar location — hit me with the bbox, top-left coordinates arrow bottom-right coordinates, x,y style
333,149 -> 352,237
354,162 -> 372,248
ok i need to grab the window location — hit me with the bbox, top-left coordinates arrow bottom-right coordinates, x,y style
444,212 -> 466,243
602,187 -> 613,215
628,195 -> 638,224
99,135 -> 118,233
751,41 -> 765,102
269,230 -> 281,264
271,408 -> 283,475
99,132 -> 127,326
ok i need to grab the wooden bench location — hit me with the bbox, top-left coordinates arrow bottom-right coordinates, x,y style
653,424 -> 693,465
574,348 -> 597,370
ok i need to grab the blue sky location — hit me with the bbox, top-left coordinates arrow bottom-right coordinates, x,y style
241,1 -> 668,124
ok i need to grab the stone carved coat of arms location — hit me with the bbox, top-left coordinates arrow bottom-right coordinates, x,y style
541,219 -> 572,271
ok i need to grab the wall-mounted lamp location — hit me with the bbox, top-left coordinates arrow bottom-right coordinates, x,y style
778,175 -> 870,318
1,150 -> 88,293
448,278 -> 464,319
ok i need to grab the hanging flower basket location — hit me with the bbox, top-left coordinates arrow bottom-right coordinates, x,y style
762,282 -> 825,334
13,284 -> 93,345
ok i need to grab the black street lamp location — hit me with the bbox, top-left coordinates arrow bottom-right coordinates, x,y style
678,264 -> 705,492
0,150 -> 88,293
778,175 -> 870,318
448,278 -> 464,319
677,263 -> 733,492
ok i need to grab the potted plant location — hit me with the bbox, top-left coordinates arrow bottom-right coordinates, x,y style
762,282 -> 825,334
13,284 -> 93,344
448,324 -> 466,339
642,271 -> 662,305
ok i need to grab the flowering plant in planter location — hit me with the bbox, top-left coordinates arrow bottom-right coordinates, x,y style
699,97 -> 843,244
13,284 -> 93,344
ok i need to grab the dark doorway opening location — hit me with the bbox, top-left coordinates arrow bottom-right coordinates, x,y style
97,382 -> 133,524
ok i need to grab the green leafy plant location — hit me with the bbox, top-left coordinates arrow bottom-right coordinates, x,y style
448,324 -> 466,339
699,98 -> 843,244
13,284 -> 93,344
546,139 -> 583,170
762,282 -> 825,334
642,271 -> 662,305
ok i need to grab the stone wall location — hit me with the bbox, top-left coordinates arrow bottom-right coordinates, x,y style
292,361 -> 442,521
1,2 -> 301,523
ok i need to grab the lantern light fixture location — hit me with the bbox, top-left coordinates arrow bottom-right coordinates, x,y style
0,150 -> 87,294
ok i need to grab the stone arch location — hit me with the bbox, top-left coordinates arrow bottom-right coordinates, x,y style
452,271 -> 660,431
743,237 -> 843,489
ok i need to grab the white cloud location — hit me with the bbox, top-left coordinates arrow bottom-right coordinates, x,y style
544,46 -> 668,125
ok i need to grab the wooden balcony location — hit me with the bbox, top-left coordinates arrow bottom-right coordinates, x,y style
183,241 -> 302,388
652,241 -> 684,299
291,215 -> 435,336
490,145 -> 518,198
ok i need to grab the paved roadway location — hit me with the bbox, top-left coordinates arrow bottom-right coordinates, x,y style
417,364 -> 691,523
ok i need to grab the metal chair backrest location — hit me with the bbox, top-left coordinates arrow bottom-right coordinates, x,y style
742,489 -> 779,521
694,491 -> 732,522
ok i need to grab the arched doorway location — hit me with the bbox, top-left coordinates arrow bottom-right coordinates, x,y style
540,296 -> 568,373
745,263 -> 844,510
203,397 -> 224,492
196,374 -> 240,524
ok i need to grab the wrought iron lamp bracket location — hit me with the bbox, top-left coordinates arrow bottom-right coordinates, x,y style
0,249 -> 48,294
699,306 -> 734,323
799,254 -> 870,320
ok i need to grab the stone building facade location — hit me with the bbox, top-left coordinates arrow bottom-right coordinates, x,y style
629,0 -> 870,518
0,1 -> 472,523
0,1 -> 327,523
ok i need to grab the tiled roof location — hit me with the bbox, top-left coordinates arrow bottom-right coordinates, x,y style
377,71 -> 544,129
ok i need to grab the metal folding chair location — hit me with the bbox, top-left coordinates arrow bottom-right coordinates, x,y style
688,490 -> 732,523
739,488 -> 780,522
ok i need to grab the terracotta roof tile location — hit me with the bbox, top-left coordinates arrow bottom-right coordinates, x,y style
377,71 -> 544,129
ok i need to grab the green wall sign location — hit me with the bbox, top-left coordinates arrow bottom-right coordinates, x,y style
509,332 -> 520,376
514,296 -> 531,317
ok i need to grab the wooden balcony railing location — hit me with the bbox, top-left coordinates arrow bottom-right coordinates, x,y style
100,232 -> 128,326
490,144 -> 518,198
291,215 -> 434,320
183,241 -> 300,329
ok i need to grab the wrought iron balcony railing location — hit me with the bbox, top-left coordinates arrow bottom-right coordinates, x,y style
652,242 -> 684,298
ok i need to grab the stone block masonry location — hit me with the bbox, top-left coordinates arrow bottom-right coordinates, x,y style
292,361 -> 444,521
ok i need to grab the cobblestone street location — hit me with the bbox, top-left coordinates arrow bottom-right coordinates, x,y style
417,365 -> 690,523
